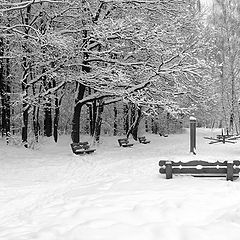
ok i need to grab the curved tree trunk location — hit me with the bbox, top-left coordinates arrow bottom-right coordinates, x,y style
127,107 -> 142,140
71,83 -> 86,143
94,99 -> 104,143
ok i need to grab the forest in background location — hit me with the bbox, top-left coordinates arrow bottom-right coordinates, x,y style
0,0 -> 240,148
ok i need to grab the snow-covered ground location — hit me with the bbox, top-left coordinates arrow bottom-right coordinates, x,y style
1,128 -> 240,240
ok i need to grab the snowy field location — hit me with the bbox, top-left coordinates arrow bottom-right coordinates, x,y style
1,128 -> 240,240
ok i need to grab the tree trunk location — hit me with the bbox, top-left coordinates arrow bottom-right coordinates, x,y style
71,83 -> 86,143
21,5 -> 31,147
33,105 -> 39,142
130,103 -> 136,127
32,75 -> 39,142
32,84 -> 39,142
0,37 -> 5,137
0,36 -> 11,140
127,107 -> 142,140
123,104 -> 129,134
89,95 -> 97,136
113,103 -> 117,136
42,73 -> 52,137
44,103 -> 52,137
22,106 -> 29,147
21,60 -> 29,147
53,97 -> 60,142
94,99 -> 104,143
5,58 -> 10,137
166,112 -> 170,135
71,1 -> 90,143
53,79 -> 61,143
151,118 -> 155,134
145,119 -> 149,133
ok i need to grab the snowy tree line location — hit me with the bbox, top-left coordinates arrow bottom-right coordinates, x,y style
0,0 -> 228,147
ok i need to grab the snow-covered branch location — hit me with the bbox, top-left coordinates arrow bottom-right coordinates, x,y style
0,24 -> 41,39
0,0 -> 65,13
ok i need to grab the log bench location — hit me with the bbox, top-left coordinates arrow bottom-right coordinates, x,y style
118,138 -> 133,147
70,142 -> 96,155
138,136 -> 151,144
159,160 -> 240,181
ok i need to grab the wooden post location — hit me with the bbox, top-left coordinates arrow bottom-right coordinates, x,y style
190,116 -> 197,154
227,161 -> 233,181
166,161 -> 172,179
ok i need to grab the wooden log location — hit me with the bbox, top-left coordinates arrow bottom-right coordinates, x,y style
170,160 -> 228,167
172,168 -> 227,174
159,160 -> 240,167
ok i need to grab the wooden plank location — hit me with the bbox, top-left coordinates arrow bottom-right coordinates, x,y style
74,149 -> 95,154
159,160 -> 228,167
122,143 -> 133,147
159,170 -> 239,178
74,149 -> 86,154
85,149 -> 96,154
173,160 -> 228,166
160,160 -> 240,167
79,141 -> 89,145
192,174 -> 239,177
172,168 -> 227,174
160,168 -> 239,174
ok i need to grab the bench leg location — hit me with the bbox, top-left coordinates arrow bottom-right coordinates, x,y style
227,162 -> 233,181
166,161 -> 172,179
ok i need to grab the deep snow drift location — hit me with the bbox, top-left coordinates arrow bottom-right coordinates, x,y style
1,128 -> 240,240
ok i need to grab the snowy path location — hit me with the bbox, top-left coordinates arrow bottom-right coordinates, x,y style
1,129 -> 240,239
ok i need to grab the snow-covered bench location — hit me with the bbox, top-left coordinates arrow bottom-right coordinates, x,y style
70,142 -> 96,155
138,136 -> 151,144
159,132 -> 168,137
118,138 -> 133,147
159,160 -> 240,181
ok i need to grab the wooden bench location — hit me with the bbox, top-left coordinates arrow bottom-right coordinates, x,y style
118,138 -> 133,147
159,160 -> 240,181
70,142 -> 96,155
138,136 -> 151,144
159,133 -> 168,137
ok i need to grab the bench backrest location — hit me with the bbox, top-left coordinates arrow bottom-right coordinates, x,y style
159,160 -> 240,175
